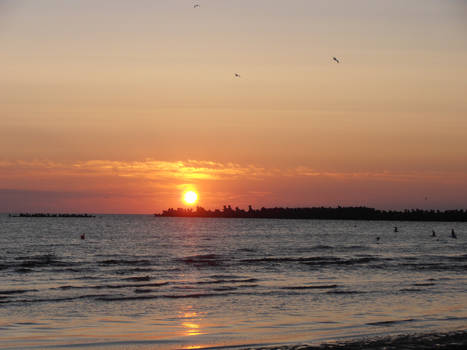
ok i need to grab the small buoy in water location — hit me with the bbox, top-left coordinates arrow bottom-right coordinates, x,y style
432,230 -> 436,237
376,236 -> 380,242
451,229 -> 457,239
394,226 -> 398,233
80,233 -> 85,240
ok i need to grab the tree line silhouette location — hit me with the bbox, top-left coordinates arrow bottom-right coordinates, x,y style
155,205 -> 467,222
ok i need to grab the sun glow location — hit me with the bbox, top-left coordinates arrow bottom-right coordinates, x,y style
183,191 -> 198,205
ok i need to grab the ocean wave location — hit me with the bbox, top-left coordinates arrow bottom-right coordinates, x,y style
446,254 -> 467,262
163,292 -> 230,299
282,284 -> 338,290
14,268 -> 33,273
337,245 -> 370,251
134,288 -> 153,294
399,288 -> 424,292
73,275 -> 102,280
96,295 -> 159,301
122,276 -> 151,282
301,256 -> 381,266
194,278 -> 258,285
177,254 -> 225,267
413,282 -> 436,286
237,284 -> 259,288
1,294 -> 110,304
207,274 -> 245,279
236,248 -> 257,253
213,286 -> 238,291
14,254 -> 77,269
53,281 -> 169,290
241,256 -> 381,266
311,244 -> 334,250
0,289 -> 37,295
113,268 -> 156,274
399,262 -> 467,271
50,267 -> 96,273
97,292 -> 228,302
99,259 -> 152,266
326,290 -> 365,295
366,318 -> 416,326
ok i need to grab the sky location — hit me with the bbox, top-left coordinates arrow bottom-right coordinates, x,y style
1,0 -> 466,213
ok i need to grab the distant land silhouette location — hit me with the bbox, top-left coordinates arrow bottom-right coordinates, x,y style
155,206 -> 467,222
9,213 -> 95,218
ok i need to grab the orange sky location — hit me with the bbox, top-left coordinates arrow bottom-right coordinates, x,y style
1,1 -> 466,213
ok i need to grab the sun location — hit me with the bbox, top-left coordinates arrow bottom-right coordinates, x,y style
183,191 -> 198,205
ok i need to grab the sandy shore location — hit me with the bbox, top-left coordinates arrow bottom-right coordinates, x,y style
246,331 -> 467,350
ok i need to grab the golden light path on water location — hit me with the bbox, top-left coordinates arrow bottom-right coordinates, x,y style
181,310 -> 204,337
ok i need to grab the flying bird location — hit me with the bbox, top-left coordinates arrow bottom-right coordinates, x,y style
332,57 -> 340,63
234,73 -> 241,78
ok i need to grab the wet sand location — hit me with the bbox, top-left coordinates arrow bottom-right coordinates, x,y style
247,331 -> 467,350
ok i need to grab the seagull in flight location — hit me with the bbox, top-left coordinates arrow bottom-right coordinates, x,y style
234,73 -> 241,78
194,4 -> 200,8
332,57 -> 340,63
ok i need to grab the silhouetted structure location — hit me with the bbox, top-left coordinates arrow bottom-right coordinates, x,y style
155,206 -> 467,222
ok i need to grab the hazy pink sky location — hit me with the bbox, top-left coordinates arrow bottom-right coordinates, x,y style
1,0 -> 466,213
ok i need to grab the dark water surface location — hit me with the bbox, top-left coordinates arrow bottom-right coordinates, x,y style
0,215 -> 466,349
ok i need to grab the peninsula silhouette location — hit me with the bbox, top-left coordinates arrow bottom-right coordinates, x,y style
9,213 -> 95,218
155,205 -> 467,222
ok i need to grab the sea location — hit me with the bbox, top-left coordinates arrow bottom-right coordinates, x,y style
0,215 -> 466,349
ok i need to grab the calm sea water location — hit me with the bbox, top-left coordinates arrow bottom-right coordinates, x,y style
1,215 -> 466,349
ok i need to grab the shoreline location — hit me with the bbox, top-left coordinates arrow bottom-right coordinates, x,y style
246,330 -> 467,350
3,331 -> 467,350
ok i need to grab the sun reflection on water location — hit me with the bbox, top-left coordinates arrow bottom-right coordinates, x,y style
182,322 -> 202,336
179,307 -> 206,338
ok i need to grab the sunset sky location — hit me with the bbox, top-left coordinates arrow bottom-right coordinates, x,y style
1,0 -> 466,213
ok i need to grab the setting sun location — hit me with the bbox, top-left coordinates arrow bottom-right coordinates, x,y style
183,191 -> 198,205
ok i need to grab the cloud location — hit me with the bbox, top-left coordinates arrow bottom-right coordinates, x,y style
70,159 -> 267,180
291,166 -> 467,183
1,159 -> 466,185
0,159 -> 270,193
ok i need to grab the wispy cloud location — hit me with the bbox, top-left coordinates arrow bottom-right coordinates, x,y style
1,159 -> 466,184
72,159 -> 268,180
0,159 -> 269,182
291,167 -> 467,183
